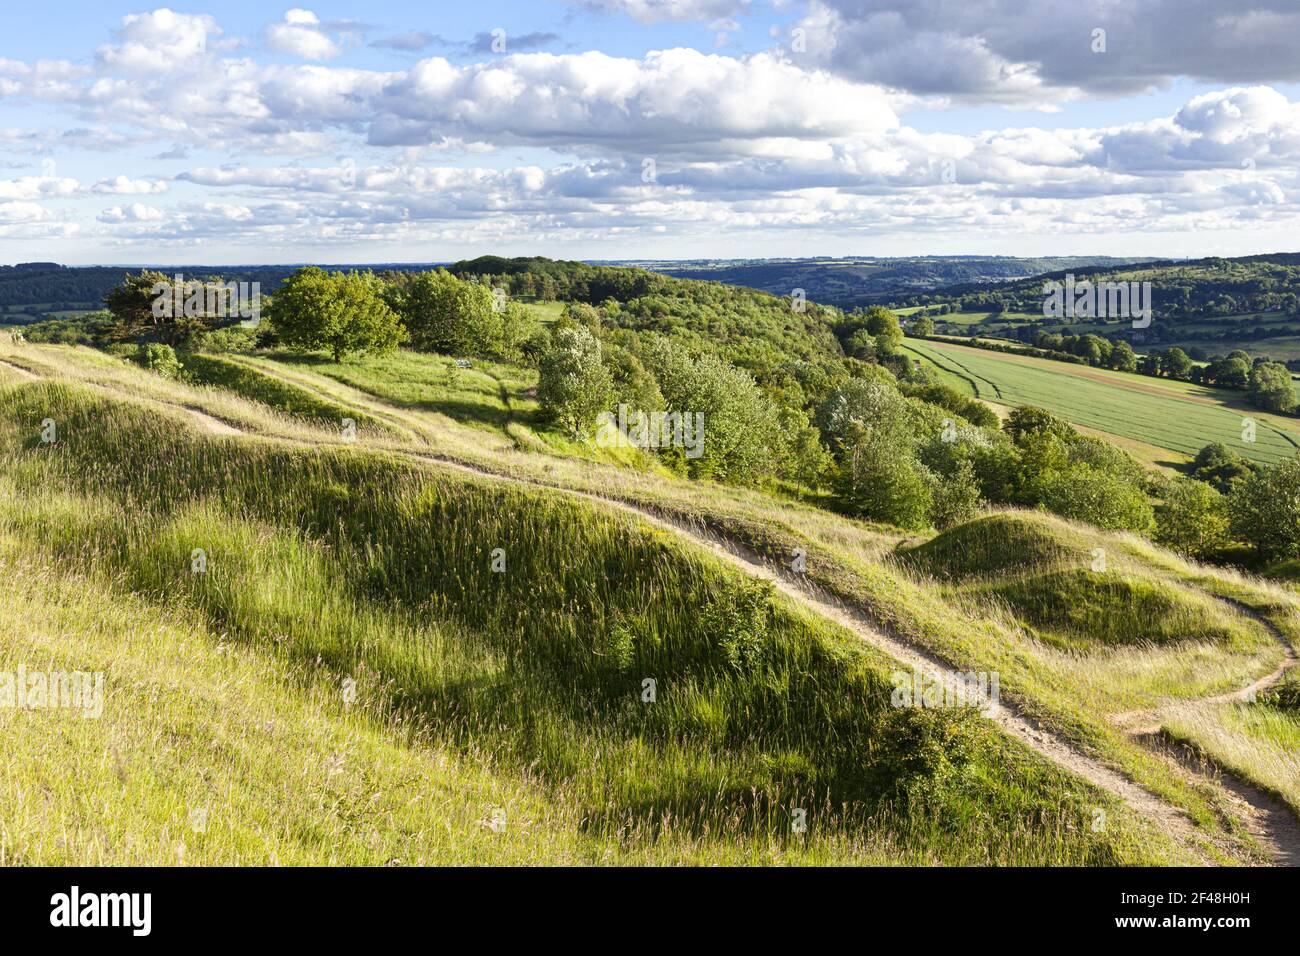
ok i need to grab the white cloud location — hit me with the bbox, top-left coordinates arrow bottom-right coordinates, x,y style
96,9 -> 220,74
91,175 -> 170,195
266,9 -> 343,61
97,203 -> 165,223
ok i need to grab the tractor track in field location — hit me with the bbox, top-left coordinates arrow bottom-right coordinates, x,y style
7,349 -> 1300,866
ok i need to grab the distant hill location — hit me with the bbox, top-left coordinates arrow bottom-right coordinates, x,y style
611,256 -> 1143,308
0,263 -> 443,321
901,252 -> 1300,363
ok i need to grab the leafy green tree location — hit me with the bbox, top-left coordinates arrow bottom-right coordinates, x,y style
775,406 -> 831,488
389,269 -> 498,355
835,421 -> 933,530
843,328 -> 877,361
1248,361 -> 1296,413
1003,406 -> 1076,446
1229,454 -> 1300,559
1108,340 -> 1137,372
863,306 -> 904,355
267,267 -> 406,362
105,270 -> 214,345
910,313 -> 935,337
643,335 -> 782,482
1155,478 -> 1228,557
1191,442 -> 1253,493
1031,464 -> 1154,533
1161,347 -> 1194,380
537,326 -> 615,437
1206,356 -> 1250,388
928,458 -> 982,529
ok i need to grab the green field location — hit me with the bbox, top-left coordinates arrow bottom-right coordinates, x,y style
904,339 -> 1300,465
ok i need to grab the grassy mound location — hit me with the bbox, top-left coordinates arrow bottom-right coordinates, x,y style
0,380 -> 1176,865
985,570 -> 1248,649
900,512 -> 1256,650
897,513 -> 1082,581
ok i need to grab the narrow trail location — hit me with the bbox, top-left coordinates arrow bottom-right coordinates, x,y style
8,353 -> 1300,865
1110,598 -> 1299,866
0,358 -> 39,381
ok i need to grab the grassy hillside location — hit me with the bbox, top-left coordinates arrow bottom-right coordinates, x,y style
4,335 -> 1298,865
0,378 -> 1178,865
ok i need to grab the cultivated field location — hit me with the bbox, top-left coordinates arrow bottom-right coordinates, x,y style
904,338 -> 1300,466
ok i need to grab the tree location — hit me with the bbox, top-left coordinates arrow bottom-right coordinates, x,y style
1248,361 -> 1296,413
1155,478 -> 1228,557
643,335 -> 782,483
1207,356 -> 1250,388
836,422 -> 934,530
389,269 -> 499,355
1108,340 -> 1137,372
104,270 -> 214,345
1162,347 -> 1194,380
1191,442 -> 1252,493
910,313 -> 935,337
1031,464 -> 1154,533
1229,455 -> 1300,559
1003,406 -> 1076,446
537,327 -> 615,437
864,306 -> 904,356
267,267 -> 406,362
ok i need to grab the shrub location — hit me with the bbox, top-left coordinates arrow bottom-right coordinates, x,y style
137,342 -> 183,379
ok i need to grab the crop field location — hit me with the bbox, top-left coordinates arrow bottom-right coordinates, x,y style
903,338 -> 1300,465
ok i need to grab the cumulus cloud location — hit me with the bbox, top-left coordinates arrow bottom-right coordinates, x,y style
96,9 -> 220,73
266,9 -> 343,60
8,5 -> 1300,256
796,0 -> 1300,105
0,176 -> 80,200
91,175 -> 169,195
97,203 -> 166,223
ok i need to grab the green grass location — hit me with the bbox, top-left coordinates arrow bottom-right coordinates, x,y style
181,353 -> 393,436
904,339 -> 1300,464
0,378 -> 1180,865
7,338 -> 1298,864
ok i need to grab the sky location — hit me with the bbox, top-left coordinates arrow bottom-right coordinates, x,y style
2,0 -> 1300,265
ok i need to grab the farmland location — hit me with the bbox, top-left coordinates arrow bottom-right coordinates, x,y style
903,338 -> 1300,466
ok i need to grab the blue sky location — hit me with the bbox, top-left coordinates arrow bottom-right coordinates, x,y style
2,1 -> 1299,264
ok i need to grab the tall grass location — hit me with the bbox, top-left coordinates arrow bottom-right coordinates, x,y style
0,380 -> 1173,864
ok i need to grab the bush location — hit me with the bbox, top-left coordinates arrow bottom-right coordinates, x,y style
137,342 -> 183,379
191,324 -> 258,354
